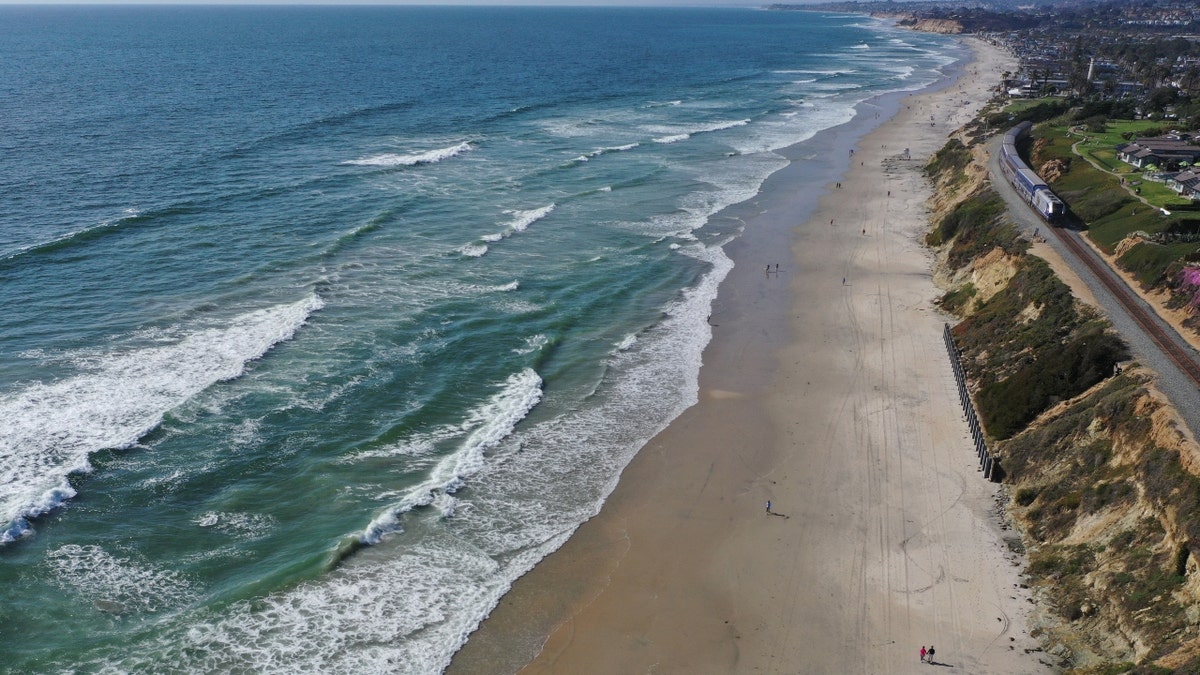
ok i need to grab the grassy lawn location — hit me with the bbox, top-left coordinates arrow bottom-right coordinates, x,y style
1129,180 -> 1195,209
1037,121 -> 1196,212
1085,147 -> 1120,172
1072,119 -> 1172,150
1088,200 -> 1170,251
1031,124 -> 1077,165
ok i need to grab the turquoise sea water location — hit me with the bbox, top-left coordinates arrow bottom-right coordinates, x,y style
0,7 -> 962,671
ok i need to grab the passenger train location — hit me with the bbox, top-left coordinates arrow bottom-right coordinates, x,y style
999,121 -> 1065,222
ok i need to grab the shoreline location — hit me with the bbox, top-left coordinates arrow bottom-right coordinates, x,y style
449,37 -> 1047,675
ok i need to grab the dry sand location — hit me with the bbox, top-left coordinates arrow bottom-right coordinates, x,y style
450,37 -> 1052,675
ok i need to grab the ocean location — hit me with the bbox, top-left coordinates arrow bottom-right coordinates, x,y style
0,6 -> 962,672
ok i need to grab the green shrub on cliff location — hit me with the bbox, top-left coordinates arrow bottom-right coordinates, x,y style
986,99 -> 1070,129
930,188 -> 1024,265
939,282 -> 977,314
975,324 -> 1127,439
925,137 -> 972,185
951,252 -> 1129,440
1118,241 -> 1198,287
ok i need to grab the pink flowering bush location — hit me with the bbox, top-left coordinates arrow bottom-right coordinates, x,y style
1178,265 -> 1200,310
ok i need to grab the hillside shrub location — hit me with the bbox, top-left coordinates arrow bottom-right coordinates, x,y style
976,324 -> 1127,439
1119,241 -> 1197,287
937,189 -> 1024,268
939,282 -> 977,314
925,137 -> 972,180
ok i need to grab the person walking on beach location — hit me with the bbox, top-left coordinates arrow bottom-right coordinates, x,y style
765,500 -> 772,513
927,645 -> 935,664
919,646 -> 927,663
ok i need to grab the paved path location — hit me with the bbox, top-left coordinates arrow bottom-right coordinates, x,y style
1065,126 -> 1158,209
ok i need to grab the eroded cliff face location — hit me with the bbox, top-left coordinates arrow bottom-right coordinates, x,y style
1003,371 -> 1200,670
926,124 -> 1200,672
905,18 -> 964,34
871,12 -> 964,34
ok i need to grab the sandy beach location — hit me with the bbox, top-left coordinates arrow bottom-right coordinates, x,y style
450,37 -> 1050,675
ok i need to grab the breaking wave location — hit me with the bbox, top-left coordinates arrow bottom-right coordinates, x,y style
343,142 -> 472,167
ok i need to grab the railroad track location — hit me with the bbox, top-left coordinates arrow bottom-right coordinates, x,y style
1049,225 -> 1200,386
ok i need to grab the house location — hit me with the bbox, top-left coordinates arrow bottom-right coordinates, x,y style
1117,136 -> 1200,169
1169,170 -> 1200,200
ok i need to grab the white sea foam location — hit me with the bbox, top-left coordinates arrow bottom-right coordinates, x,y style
513,334 -> 549,355
228,417 -> 263,448
340,430 -> 453,463
506,204 -> 555,232
651,119 -> 749,144
653,133 -> 691,145
358,368 -> 543,545
343,142 -> 471,167
779,68 -> 857,75
806,82 -> 865,92
563,143 -> 639,166
194,512 -> 277,540
851,43 -> 870,50
587,143 -> 638,157
615,333 -> 637,351
83,536 -> 528,674
458,243 -> 488,258
2,209 -> 142,263
46,544 -> 197,614
463,204 -> 555,254
0,295 -> 323,543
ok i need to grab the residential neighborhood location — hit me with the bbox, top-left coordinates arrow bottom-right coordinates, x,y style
775,0 -> 1200,126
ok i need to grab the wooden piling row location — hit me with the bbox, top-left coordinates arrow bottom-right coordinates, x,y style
944,324 -> 1000,482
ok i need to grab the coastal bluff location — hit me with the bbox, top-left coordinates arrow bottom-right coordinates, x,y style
766,5 -> 963,33
927,113 -> 1200,672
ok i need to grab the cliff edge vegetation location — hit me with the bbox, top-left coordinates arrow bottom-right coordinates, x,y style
927,111 -> 1200,673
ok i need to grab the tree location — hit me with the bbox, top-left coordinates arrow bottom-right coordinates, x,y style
1146,86 -> 1180,114
1181,67 -> 1200,95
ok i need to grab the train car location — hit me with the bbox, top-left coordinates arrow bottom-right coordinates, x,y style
999,122 -> 1064,223
1033,188 -> 1065,220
